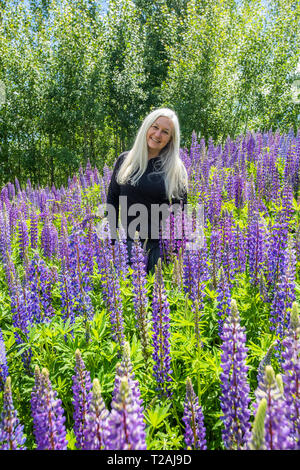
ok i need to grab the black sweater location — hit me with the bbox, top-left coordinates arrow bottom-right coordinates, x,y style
106,151 -> 187,242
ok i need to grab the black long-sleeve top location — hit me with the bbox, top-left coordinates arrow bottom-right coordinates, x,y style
106,151 -> 187,242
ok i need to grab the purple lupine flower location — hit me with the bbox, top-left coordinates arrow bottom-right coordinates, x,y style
254,365 -> 293,449
67,230 -> 94,320
219,212 -> 236,286
105,353 -> 147,451
18,217 -> 29,261
26,254 -> 55,323
112,230 -> 129,281
207,171 -> 222,224
82,378 -> 109,450
232,223 -> 247,274
72,349 -> 93,449
219,299 -> 251,449
151,258 -> 173,397
0,209 -> 11,263
130,233 -> 151,362
0,329 -> 9,391
30,211 -> 39,250
247,215 -> 267,286
58,217 -> 71,268
265,219 -> 289,291
216,267 -> 231,335
281,302 -> 300,449
41,218 -> 58,258
105,261 -> 125,349
183,377 -> 207,450
0,377 -> 26,450
94,228 -> 114,304
269,242 -> 296,339
183,236 -> 209,303
31,366 -> 67,450
59,261 -> 77,326
10,285 -> 33,373
209,229 -> 222,289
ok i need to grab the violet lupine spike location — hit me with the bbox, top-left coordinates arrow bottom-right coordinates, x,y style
219,212 -> 236,286
31,366 -> 68,450
219,299 -> 251,449
280,302 -> 300,449
151,258 -> 173,398
183,377 -> 207,450
209,229 -> 222,289
82,378 -> 109,450
247,215 -> 267,286
0,377 -> 26,450
41,218 -> 58,258
29,211 -> 38,250
72,349 -> 93,449
10,285 -> 33,373
18,217 -> 29,260
232,223 -> 247,274
0,329 -> 9,392
131,233 -> 151,363
105,375 -> 147,450
112,229 -> 129,280
59,262 -> 77,326
254,365 -> 293,450
106,260 -> 125,349
216,267 -> 231,336
26,254 -> 55,323
265,219 -> 289,292
269,242 -> 296,340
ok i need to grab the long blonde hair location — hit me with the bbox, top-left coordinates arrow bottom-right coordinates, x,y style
116,108 -> 188,200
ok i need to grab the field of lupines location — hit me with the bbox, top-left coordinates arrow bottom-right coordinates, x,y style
0,129 -> 299,451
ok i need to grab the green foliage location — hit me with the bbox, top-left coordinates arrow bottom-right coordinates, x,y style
0,0 -> 299,186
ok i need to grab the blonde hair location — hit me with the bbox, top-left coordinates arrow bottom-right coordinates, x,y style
116,108 -> 188,200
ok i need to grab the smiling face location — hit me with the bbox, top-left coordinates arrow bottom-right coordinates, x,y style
146,116 -> 173,158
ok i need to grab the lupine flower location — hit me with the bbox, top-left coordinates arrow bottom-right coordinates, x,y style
112,342 -> 145,423
265,219 -> 289,291
219,299 -> 251,449
105,371 -> 147,450
105,260 -> 125,349
216,267 -> 231,335
130,233 -> 151,362
18,217 -> 29,261
72,349 -> 93,449
0,329 -> 9,392
31,366 -> 67,450
0,377 -> 26,450
254,365 -> 293,449
269,242 -> 296,340
10,285 -> 33,372
82,378 -> 109,450
183,377 -> 207,450
151,258 -> 173,397
247,215 -> 267,286
281,302 -> 300,449
30,211 -> 39,250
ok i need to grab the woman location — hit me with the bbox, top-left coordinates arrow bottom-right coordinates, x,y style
106,107 -> 188,273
